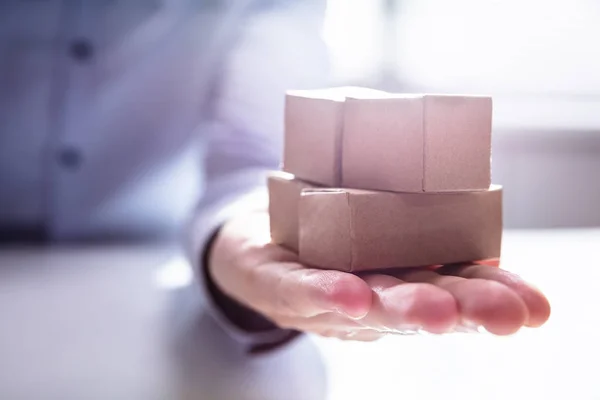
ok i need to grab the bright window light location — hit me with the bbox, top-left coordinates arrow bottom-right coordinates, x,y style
395,0 -> 600,95
154,256 -> 193,290
323,0 -> 386,83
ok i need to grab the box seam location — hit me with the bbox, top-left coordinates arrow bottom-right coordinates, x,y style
334,101 -> 344,186
345,192 -> 356,272
421,97 -> 427,192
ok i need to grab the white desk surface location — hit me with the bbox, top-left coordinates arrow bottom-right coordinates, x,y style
0,229 -> 598,400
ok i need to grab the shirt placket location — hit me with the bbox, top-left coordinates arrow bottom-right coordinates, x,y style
47,1 -> 100,238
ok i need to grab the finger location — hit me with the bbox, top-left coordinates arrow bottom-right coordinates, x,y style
437,264 -> 551,327
360,274 -> 458,334
273,311 -> 368,331
395,269 -> 529,335
247,261 -> 373,319
316,329 -> 387,342
348,331 -> 386,342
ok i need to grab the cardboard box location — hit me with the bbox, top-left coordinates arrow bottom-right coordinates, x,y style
268,172 -> 316,252
299,186 -> 503,272
282,87 -> 386,186
342,94 -> 493,192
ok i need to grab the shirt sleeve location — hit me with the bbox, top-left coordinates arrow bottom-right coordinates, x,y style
184,0 -> 331,352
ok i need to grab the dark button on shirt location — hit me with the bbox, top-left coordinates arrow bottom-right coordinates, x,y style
69,39 -> 94,62
57,147 -> 83,170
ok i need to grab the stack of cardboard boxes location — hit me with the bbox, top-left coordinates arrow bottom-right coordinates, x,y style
268,87 -> 502,272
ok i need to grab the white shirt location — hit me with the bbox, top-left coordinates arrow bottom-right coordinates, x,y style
0,0 -> 329,347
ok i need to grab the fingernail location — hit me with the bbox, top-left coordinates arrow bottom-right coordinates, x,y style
390,325 -> 422,335
456,320 -> 486,334
333,307 -> 368,320
392,329 -> 420,336
416,328 -> 434,335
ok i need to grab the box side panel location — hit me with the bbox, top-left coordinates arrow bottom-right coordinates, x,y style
268,174 -> 314,252
341,97 -> 424,192
348,188 -> 503,270
424,95 -> 492,192
282,95 -> 342,186
298,191 -> 352,271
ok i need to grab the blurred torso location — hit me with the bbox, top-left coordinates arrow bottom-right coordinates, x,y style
0,0 -> 243,241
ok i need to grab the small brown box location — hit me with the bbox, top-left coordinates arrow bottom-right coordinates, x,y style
282,87 -> 386,186
299,186 -> 502,272
268,172 -> 316,252
342,94 -> 493,192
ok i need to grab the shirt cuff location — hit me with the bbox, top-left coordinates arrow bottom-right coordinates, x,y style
184,174 -> 301,353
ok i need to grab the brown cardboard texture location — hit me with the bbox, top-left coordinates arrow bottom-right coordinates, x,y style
342,94 -> 492,192
268,172 -> 316,252
282,87 -> 386,186
299,186 -> 502,271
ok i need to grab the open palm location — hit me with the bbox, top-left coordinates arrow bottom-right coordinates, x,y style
209,211 -> 551,341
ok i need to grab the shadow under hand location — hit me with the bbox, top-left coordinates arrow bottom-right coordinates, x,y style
165,284 -> 328,400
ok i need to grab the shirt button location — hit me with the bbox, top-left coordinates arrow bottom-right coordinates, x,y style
69,39 -> 94,62
57,147 -> 83,170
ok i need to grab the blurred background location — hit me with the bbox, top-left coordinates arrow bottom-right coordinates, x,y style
323,0 -> 600,228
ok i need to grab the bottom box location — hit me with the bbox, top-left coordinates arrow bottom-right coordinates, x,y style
268,172 -> 316,252
299,187 -> 503,272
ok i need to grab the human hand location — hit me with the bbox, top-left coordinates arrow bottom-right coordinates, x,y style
208,210 -> 550,341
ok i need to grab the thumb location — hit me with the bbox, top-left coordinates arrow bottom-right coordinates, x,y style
251,262 -> 373,319
209,210 -> 372,320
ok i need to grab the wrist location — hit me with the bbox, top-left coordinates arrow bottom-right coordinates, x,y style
202,226 -> 280,332
202,225 -> 302,353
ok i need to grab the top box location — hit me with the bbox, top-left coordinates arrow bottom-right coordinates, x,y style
282,87 -> 386,187
283,88 -> 492,192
